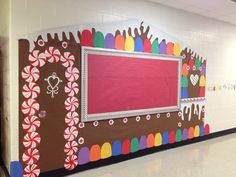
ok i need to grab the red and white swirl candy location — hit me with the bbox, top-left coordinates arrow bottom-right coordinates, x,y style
64,126 -> 78,142
65,82 -> 79,97
21,99 -> 40,115
64,97 -> 79,112
22,148 -> 40,165
22,83 -> 40,99
64,155 -> 78,171
45,47 -> 61,63
29,50 -> 46,67
65,67 -> 79,82
23,164 -> 40,177
61,52 -> 75,67
22,116 -> 40,132
65,112 -> 79,126
64,141 -> 78,156
23,132 -> 41,149
22,66 -> 40,83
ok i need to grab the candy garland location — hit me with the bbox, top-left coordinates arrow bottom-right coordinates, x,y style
21,46 -> 80,176
63,58 -> 80,171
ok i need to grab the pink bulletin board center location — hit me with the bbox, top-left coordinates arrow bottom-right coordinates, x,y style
81,47 -> 182,122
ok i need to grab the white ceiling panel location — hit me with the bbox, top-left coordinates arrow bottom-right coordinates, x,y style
148,0 -> 236,25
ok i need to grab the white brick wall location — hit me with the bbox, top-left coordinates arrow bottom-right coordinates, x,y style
4,0 -> 236,171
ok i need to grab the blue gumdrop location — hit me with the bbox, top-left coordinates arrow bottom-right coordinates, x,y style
112,140 -> 122,156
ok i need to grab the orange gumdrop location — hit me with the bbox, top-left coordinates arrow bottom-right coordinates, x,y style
182,63 -> 188,76
147,134 -> 154,148
115,35 -> 125,50
90,144 -> 101,162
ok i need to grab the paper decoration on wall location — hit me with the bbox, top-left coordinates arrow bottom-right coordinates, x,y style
19,20 -> 209,176
44,72 -> 62,98
207,83 -> 236,91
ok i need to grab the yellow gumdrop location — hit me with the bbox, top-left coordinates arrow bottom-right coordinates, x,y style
125,36 -> 134,51
154,133 -> 162,147
194,125 -> 200,137
174,42 -> 181,56
101,142 -> 112,159
199,75 -> 206,87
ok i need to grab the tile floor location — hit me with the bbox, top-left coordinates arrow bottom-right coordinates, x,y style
67,134 -> 236,177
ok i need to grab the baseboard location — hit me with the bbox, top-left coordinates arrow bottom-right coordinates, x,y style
39,127 -> 236,177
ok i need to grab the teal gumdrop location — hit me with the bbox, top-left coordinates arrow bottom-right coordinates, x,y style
152,39 -> 159,54
181,76 -> 188,87
93,32 -> 105,48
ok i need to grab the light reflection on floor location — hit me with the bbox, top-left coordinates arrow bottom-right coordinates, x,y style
68,134 -> 236,177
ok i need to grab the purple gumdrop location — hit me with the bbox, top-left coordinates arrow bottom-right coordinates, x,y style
182,128 -> 188,140
78,147 -> 90,165
139,136 -> 147,150
201,64 -> 206,75
159,39 -> 166,54
105,33 -> 115,49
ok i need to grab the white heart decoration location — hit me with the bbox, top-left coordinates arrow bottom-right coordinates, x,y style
190,74 -> 199,86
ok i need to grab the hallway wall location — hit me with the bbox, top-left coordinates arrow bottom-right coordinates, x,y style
6,0 -> 236,171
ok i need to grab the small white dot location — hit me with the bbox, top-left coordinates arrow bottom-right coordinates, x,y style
156,114 -> 160,118
123,118 -> 128,124
136,116 -> 141,122
93,121 -> 99,127
166,113 -> 170,118
78,122 -> 85,128
78,137 -> 84,145
109,119 -> 114,125
146,115 -> 151,120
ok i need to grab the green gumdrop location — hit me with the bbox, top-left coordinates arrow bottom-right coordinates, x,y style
176,129 -> 182,142
181,76 -> 188,87
152,39 -> 159,54
131,138 -> 139,153
93,32 -> 105,48
195,57 -> 201,70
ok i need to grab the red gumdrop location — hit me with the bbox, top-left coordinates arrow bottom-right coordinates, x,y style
204,124 -> 210,135
122,139 -> 130,155
80,30 -> 93,46
189,57 -> 194,70
199,87 -> 205,97
143,39 -> 151,53
169,131 -> 176,144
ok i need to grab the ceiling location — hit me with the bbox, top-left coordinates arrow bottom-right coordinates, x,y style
148,0 -> 236,25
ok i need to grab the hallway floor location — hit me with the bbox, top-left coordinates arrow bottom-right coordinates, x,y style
68,133 -> 236,177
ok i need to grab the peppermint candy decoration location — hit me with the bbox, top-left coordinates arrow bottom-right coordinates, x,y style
64,97 -> 79,112
29,50 -> 46,67
64,126 -> 78,142
64,141 -> 78,156
65,66 -> 79,82
65,112 -> 79,126
23,164 -> 40,177
61,52 -> 75,67
21,99 -> 40,115
22,83 -> 40,99
64,155 -> 78,171
23,132 -> 41,149
22,148 -> 40,165
22,116 -> 40,132
22,66 -> 40,83
65,82 -> 79,97
45,47 -> 61,63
